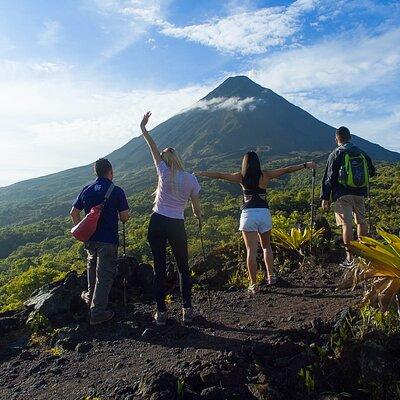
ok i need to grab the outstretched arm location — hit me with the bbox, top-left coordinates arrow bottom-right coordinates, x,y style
140,111 -> 162,166
196,171 -> 241,183
264,161 -> 317,179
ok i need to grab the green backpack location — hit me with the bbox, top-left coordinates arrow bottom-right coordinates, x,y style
338,151 -> 369,188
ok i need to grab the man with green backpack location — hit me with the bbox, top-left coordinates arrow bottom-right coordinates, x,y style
321,126 -> 376,268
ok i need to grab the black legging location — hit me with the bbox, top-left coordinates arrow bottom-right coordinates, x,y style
147,212 -> 192,312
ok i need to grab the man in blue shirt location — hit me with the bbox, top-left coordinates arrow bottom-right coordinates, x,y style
70,158 -> 130,325
321,127 -> 375,268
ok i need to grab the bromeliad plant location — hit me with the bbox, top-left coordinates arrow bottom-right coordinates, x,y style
272,227 -> 324,255
346,229 -> 400,312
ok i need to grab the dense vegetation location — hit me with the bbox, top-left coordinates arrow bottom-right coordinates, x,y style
0,163 -> 399,312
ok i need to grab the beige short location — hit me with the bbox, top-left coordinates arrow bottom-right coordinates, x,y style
334,195 -> 366,226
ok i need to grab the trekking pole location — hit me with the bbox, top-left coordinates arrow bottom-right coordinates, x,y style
367,184 -> 372,235
309,168 -> 316,257
122,222 -> 127,307
198,219 -> 212,313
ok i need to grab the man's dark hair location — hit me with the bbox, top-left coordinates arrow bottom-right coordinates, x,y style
336,126 -> 351,143
94,158 -> 113,177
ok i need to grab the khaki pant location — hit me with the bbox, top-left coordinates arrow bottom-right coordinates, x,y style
334,195 -> 366,226
86,242 -> 118,317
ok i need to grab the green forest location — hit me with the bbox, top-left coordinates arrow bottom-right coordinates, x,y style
0,163 -> 399,313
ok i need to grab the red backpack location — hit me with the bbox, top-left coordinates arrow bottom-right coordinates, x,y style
71,183 -> 115,242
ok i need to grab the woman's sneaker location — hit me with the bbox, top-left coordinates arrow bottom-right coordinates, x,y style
154,311 -> 167,326
182,308 -> 195,325
248,283 -> 260,294
339,259 -> 354,269
266,276 -> 277,286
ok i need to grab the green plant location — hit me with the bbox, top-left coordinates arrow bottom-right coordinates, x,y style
47,346 -> 64,357
165,294 -> 173,304
346,229 -> 400,312
272,227 -> 324,255
298,366 -> 315,392
177,379 -> 185,399
227,268 -> 248,288
26,312 -> 50,333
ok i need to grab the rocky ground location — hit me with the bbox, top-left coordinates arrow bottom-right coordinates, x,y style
0,260 -> 366,400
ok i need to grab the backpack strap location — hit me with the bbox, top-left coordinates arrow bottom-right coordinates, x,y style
101,183 -> 115,206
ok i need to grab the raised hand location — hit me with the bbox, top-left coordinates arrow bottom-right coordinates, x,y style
141,111 -> 151,128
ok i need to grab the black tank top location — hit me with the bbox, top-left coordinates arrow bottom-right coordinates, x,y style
241,186 -> 269,210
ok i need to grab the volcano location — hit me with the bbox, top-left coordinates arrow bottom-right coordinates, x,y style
0,75 -> 398,225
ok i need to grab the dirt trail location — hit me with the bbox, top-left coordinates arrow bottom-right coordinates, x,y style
0,263 -> 360,400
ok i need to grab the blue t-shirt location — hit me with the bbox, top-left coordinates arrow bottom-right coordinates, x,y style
73,178 -> 129,244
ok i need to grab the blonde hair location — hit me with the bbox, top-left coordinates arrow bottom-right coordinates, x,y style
154,147 -> 185,202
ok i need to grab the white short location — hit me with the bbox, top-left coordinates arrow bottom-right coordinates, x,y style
239,208 -> 272,233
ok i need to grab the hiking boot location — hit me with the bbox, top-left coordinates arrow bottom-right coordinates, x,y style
81,291 -> 91,306
154,311 -> 167,326
248,283 -> 260,295
339,259 -> 354,269
90,310 -> 114,325
182,308 -> 196,324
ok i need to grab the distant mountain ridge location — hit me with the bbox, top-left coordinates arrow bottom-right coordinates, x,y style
0,76 -> 399,225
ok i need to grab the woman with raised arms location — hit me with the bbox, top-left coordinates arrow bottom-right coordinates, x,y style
140,112 -> 203,325
197,151 -> 317,294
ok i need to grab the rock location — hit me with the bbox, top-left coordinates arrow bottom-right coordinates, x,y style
0,314 -> 26,335
75,341 -> 93,353
199,368 -> 222,387
247,383 -> 284,400
276,341 -> 303,358
200,386 -> 232,400
360,340 -> 388,379
273,356 -> 291,368
137,263 -> 154,296
19,350 -> 35,360
51,325 -> 86,350
137,371 -> 176,397
24,272 -> 85,319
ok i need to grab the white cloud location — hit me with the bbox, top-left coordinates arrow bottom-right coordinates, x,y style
89,0 -> 171,58
249,27 -> 400,93
246,26 -> 400,154
160,0 -> 317,55
0,60 -> 212,187
38,20 -> 61,46
187,97 -> 256,112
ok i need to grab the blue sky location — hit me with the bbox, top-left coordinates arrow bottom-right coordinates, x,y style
0,0 -> 399,186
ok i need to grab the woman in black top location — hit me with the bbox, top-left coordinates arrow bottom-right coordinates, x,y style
197,151 -> 317,294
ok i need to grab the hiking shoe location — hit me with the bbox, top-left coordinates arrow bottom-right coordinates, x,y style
90,310 -> 114,325
154,311 -> 167,326
182,308 -> 196,325
339,259 -> 354,269
248,283 -> 260,295
266,276 -> 277,286
81,291 -> 91,306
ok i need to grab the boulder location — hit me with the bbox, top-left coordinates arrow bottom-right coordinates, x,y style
0,309 -> 29,336
24,272 -> 85,319
137,371 -> 177,397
